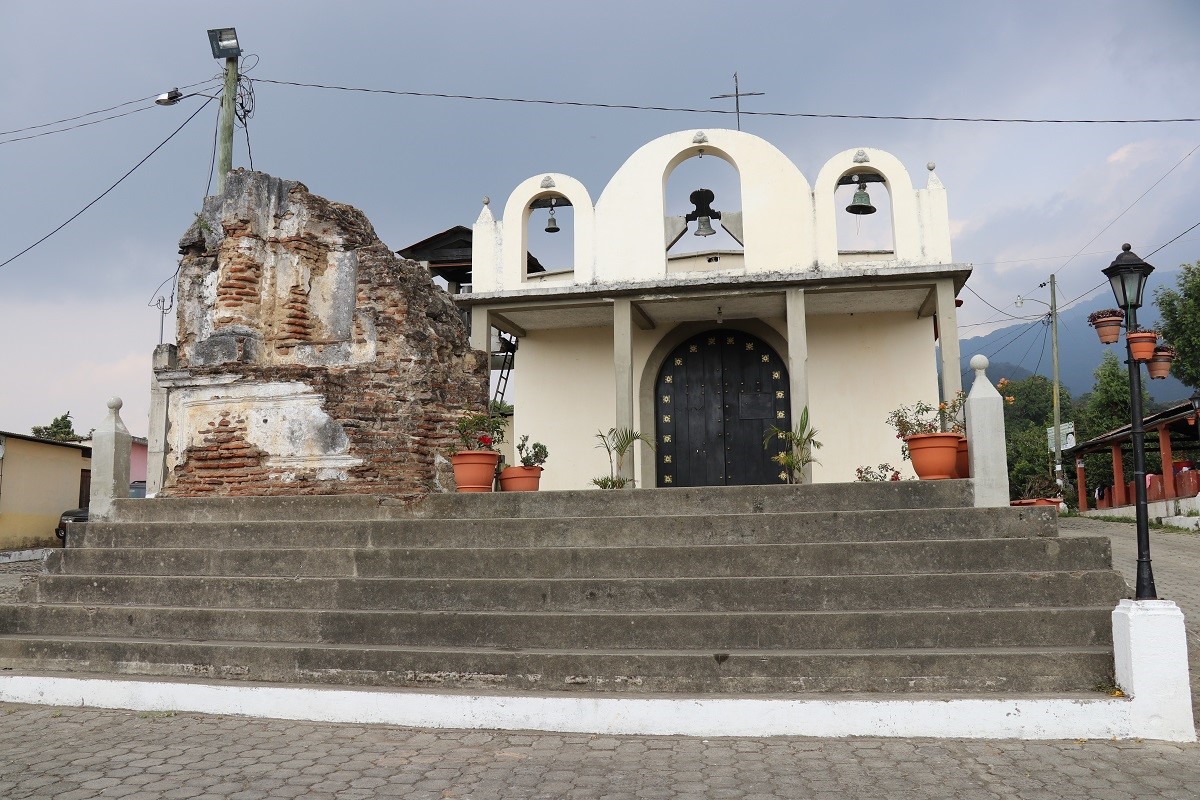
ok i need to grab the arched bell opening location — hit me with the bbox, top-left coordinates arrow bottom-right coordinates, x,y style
664,152 -> 745,267
833,168 -> 895,263
524,193 -> 575,277
653,328 -> 790,487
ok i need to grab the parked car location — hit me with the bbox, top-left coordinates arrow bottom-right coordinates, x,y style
55,481 -> 146,543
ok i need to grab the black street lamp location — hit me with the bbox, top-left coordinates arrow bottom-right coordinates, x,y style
1190,389 -> 1200,420
1103,243 -> 1157,600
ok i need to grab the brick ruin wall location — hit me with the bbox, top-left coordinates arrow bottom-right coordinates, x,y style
157,170 -> 487,499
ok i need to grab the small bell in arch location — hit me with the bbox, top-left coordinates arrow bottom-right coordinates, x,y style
686,188 -> 721,237
846,180 -> 877,215
544,201 -> 560,234
693,216 -> 716,237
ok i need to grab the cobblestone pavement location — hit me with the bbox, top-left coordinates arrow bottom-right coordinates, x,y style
0,705 -> 1198,800
0,524 -> 1196,799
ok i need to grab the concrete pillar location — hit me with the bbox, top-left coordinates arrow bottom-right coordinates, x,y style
1076,458 -> 1089,512
1111,600 -> 1197,741
89,397 -> 131,522
1159,425 -> 1176,500
935,279 -> 962,401
785,289 -> 811,484
469,306 -> 491,357
964,355 -> 1009,507
146,344 -> 177,497
613,299 -> 635,481
1113,445 -> 1127,506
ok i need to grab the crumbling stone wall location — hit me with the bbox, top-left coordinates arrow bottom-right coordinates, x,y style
155,170 -> 487,499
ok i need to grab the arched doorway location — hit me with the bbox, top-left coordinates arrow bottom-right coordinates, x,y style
654,329 -> 791,487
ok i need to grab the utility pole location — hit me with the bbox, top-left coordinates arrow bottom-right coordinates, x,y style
215,54 -> 239,195
1050,274 -> 1062,487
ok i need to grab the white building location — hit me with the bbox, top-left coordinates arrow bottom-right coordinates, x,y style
458,129 -> 968,489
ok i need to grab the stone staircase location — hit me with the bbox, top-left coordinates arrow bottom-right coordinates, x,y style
0,481 -> 1129,694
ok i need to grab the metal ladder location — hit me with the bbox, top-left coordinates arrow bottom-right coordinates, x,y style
492,330 -> 518,404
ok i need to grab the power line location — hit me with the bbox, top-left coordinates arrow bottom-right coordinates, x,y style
0,97 -> 216,271
0,78 -> 219,137
962,284 -> 1044,322
0,105 -> 158,145
251,77 -> 1200,125
1147,220 -> 1200,258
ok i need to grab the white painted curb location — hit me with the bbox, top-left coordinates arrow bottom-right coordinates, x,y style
0,674 -> 1192,741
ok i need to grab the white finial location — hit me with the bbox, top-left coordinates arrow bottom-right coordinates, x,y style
693,131 -> 709,144
540,176 -> 556,189
853,149 -> 870,164
482,196 -> 490,206
927,162 -> 936,171
970,354 -> 989,373
107,397 -> 123,412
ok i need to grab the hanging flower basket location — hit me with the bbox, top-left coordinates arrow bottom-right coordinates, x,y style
451,450 -> 500,492
905,432 -> 962,480
1126,330 -> 1158,362
1087,309 -> 1124,345
1147,345 -> 1175,380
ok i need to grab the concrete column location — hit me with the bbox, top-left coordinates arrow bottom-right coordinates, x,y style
470,306 -> 491,357
1076,458 -> 1088,512
1113,445 -> 1127,506
89,397 -> 132,522
1111,600 -> 1197,741
785,289 -> 811,483
146,344 -> 177,497
935,279 -> 962,401
964,355 -> 1009,507
613,299 -> 635,481
1159,425 -> 1176,500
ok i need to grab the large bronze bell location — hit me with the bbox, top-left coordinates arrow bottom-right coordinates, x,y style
545,208 -> 560,233
693,216 -> 716,237
846,181 -> 876,215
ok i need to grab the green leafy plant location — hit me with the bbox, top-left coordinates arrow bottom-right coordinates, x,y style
763,407 -> 822,484
490,399 -> 515,416
451,412 -> 505,454
515,435 -> 549,468
591,427 -> 654,489
1087,308 -> 1124,325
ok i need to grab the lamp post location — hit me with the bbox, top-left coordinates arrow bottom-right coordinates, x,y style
1103,243 -> 1157,600
206,27 -> 242,195
1191,389 -> 1200,420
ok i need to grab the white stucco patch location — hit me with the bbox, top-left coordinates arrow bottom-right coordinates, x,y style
0,674 -> 1189,741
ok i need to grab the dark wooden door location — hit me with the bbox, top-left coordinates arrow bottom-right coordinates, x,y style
654,329 -> 791,487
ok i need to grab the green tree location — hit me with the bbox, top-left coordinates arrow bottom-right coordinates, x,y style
1075,351 -> 1158,493
30,412 -> 85,442
1154,259 -> 1200,388
999,374 -> 1074,499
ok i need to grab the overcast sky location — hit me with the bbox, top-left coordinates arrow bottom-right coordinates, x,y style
2,1 -> 1198,437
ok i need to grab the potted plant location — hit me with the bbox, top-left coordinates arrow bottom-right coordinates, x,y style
1147,344 -> 1176,380
885,392 -> 965,480
449,412 -> 505,492
499,435 -> 549,491
1125,327 -> 1158,361
1087,309 -> 1124,344
591,427 -> 654,489
763,406 -> 821,484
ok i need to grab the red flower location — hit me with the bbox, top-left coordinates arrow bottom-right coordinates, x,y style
477,435 -> 493,447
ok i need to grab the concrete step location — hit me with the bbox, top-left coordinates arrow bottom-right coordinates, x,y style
23,571 -> 1130,612
111,481 -> 979,523
46,537 -> 1113,579
0,636 -> 1115,693
0,605 -> 1114,650
74,506 -> 1057,550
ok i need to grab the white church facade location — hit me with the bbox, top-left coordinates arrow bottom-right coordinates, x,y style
457,129 -> 969,490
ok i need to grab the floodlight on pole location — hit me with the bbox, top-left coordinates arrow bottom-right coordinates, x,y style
207,28 -> 242,60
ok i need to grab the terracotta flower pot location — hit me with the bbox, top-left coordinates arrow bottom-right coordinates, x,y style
1090,316 -> 1123,345
905,432 -> 961,480
499,465 -> 543,492
1147,356 -> 1173,379
1125,331 -> 1158,362
451,450 -> 500,492
955,436 -> 969,479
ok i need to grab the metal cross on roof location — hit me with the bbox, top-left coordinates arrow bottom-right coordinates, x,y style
710,72 -> 765,131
